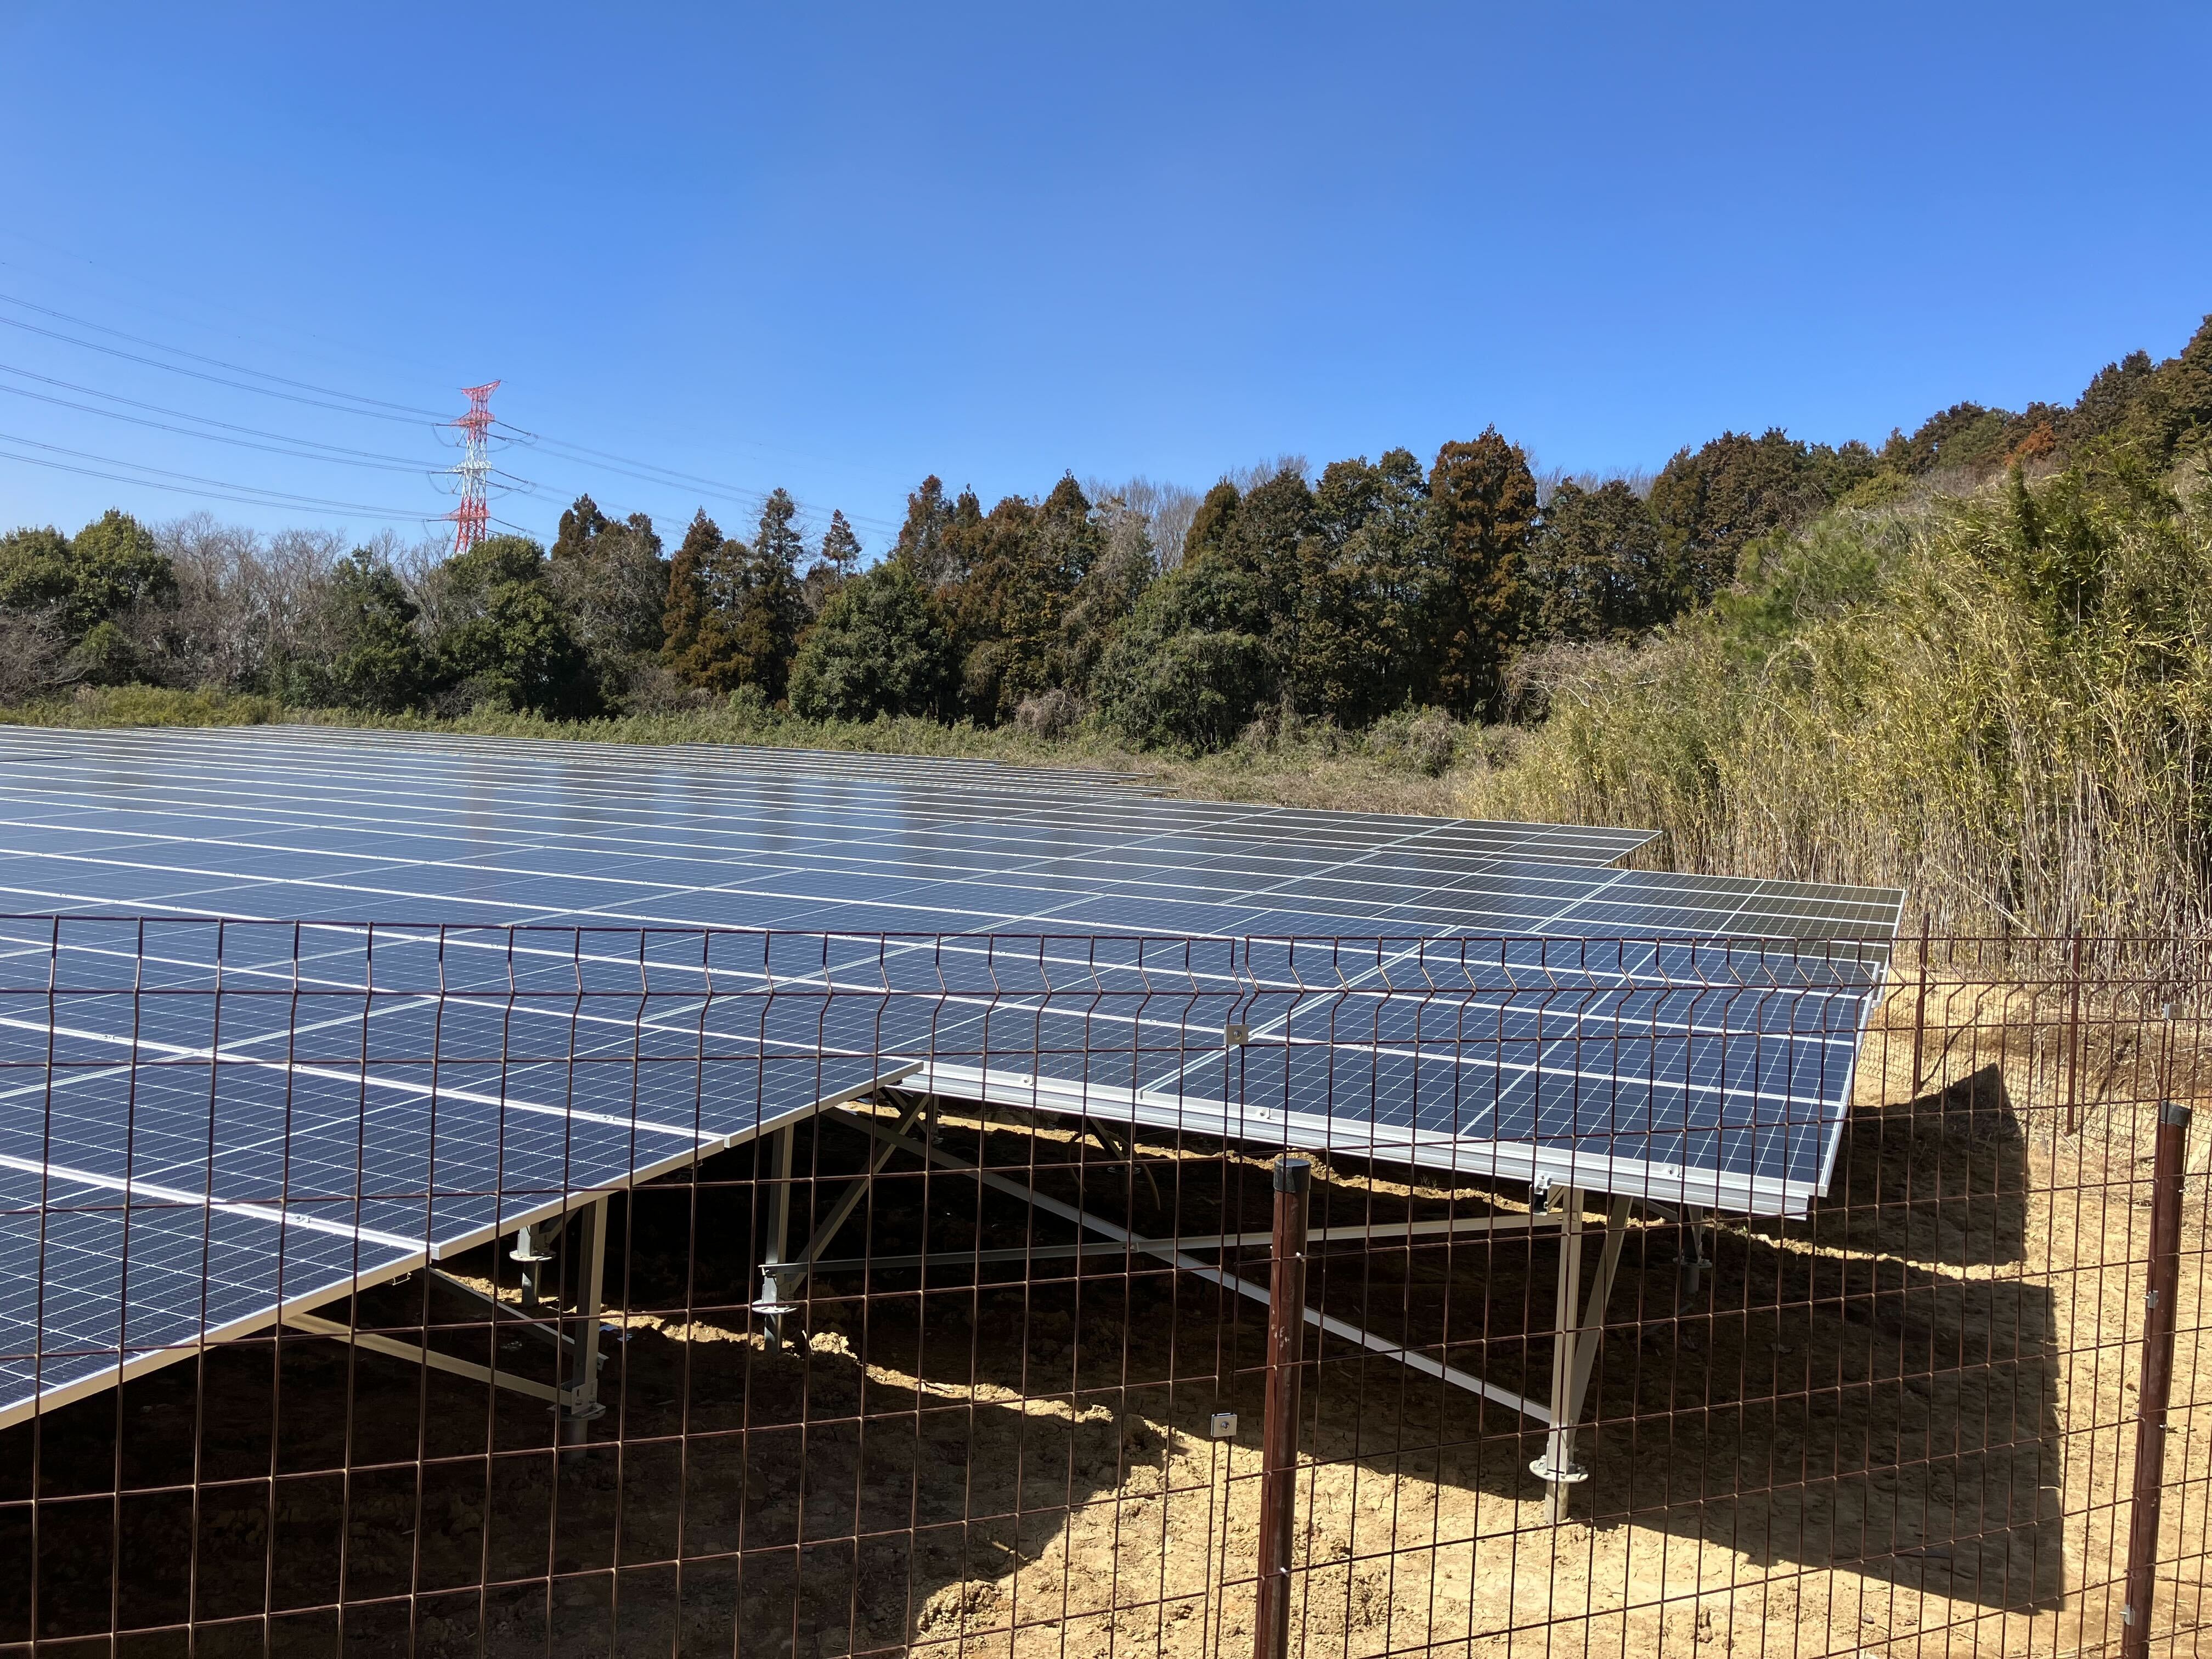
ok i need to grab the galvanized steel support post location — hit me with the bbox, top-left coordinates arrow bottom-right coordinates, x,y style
754,1124 -> 799,1348
558,1196 -> 610,1459
1533,1186 -> 1590,1522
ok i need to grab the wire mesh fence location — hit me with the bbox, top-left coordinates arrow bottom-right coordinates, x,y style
0,922 -> 2202,1658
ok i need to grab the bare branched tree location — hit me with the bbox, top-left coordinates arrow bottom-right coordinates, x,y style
1084,476 -> 1201,569
151,515 -> 349,690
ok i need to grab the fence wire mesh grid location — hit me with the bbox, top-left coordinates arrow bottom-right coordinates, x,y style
0,922 -> 2202,1659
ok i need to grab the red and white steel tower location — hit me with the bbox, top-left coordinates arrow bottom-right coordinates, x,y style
445,381 -> 500,554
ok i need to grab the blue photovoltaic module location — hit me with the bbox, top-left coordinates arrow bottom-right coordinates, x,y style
0,726 -> 1900,1426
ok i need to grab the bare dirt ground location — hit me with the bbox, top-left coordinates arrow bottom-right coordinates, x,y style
3,987 -> 2205,1659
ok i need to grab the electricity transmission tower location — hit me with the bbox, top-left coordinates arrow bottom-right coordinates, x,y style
446,381 -> 500,553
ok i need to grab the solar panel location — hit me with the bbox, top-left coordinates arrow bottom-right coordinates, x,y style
0,726 -> 1899,1428
0,917 -> 909,1426
0,726 -> 1823,937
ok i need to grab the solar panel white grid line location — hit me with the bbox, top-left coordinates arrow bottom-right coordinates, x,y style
0,773 -> 1648,888
0,777 -> 1660,919
0,848 -> 1141,939
0,921 -> 1881,1090
0,995 -> 907,1336
0,734 -> 1902,1238
79,726 -> 1664,848
0,807 -> 1698,942
1596,865 -> 1909,917
261,727 -> 1665,849
0,844 -> 1901,972
0,767 -> 1202,861
0,729 -> 1659,866
0,960 -> 1876,1442
0,1148 -> 426,1252
5,723 -> 1161,797
0,926 -> 1892,1118
0,802 -> 1629,917
912,1063 -> 1834,1216
0,1008 -> 730,1149
1,947 -> 924,1131
1097,992 -> 1873,1121
484,988 -> 1826,1179
0,1034 -> 928,1420
242,728 -> 1161,792
0,1212 -> 425,1436
0,747 -> 1867,942
0,733 -> 1169,823
0,732 -> 1169,830
0,975 -> 839,1221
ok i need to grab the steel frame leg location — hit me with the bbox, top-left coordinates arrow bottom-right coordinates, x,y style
510,1218 -> 558,1313
822,1104 -> 1555,1422
1674,1203 -> 1709,1313
558,1196 -> 610,1457
758,1094 -> 930,1301
1531,1189 -> 1633,1522
752,1124 -> 800,1348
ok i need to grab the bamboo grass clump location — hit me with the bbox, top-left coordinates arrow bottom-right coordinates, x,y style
1464,460 -> 2212,941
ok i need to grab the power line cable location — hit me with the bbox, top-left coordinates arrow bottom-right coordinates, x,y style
1,289 -> 896,543
0,436 -> 452,521
0,292 -> 452,419
0,380 -> 451,476
500,425 -> 901,537
0,311 -> 445,428
0,229 -> 466,384
0,362 -> 455,467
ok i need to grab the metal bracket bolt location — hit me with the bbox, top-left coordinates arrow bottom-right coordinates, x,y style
1528,1454 -> 1590,1485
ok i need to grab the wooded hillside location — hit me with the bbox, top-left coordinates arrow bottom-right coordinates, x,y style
5,312 -> 2210,934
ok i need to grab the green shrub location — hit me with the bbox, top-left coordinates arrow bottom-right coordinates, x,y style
787,560 -> 953,720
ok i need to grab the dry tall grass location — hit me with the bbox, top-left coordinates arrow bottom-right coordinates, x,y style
1463,459 -> 2212,936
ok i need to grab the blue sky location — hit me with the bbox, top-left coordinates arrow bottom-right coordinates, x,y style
1,2 -> 2207,556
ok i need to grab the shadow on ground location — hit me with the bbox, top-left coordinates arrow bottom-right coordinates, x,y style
0,1065 -> 2064,1656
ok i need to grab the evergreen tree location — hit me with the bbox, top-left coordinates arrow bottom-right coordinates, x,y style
802,509 -> 864,621
549,493 -> 668,705
1095,559 -> 1276,752
550,494 -> 614,563
1424,430 -> 1536,716
432,535 -> 597,717
662,510 -> 757,690
894,476 -> 958,585
2070,351 -> 2159,443
659,494 -> 809,698
787,560 -> 953,719
1293,449 -> 1432,724
0,511 -> 177,645
286,550 -> 433,713
817,510 -> 862,580
726,488 -> 806,699
1058,493 -> 1158,692
1528,479 -> 1667,641
1217,466 -> 1312,608
931,478 -> 1102,723
1182,482 -> 1241,566
1648,430 -> 1823,604
0,511 -> 178,686
663,510 -> 725,671
2120,312 -> 2212,462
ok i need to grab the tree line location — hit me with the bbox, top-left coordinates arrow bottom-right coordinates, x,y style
3,313 -> 2205,751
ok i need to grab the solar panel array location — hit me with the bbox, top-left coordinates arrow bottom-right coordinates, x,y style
0,726 -> 1901,1427
0,724 -> 1883,938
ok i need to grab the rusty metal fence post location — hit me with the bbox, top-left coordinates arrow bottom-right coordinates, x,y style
2121,1100 -> 2192,1657
1254,1155 -> 1312,1659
